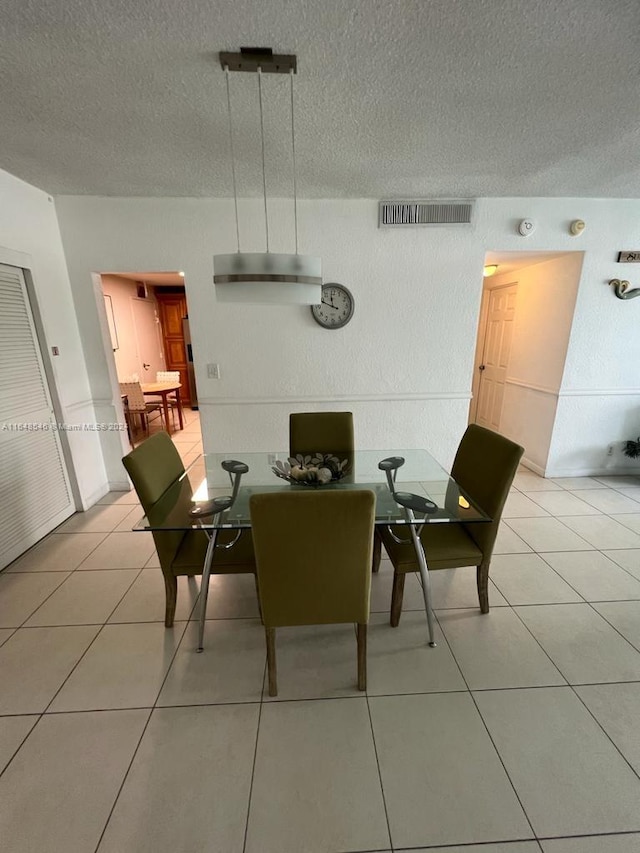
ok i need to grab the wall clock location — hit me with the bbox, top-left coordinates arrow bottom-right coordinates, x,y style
310,283 -> 355,329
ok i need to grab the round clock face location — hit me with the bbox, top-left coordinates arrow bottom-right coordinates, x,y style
310,283 -> 355,329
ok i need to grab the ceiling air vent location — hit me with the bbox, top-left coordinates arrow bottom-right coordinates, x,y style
378,199 -> 475,227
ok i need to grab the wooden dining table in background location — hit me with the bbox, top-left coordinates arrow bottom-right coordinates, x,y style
141,381 -> 184,434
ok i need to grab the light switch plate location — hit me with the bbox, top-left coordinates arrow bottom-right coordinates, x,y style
207,363 -> 221,379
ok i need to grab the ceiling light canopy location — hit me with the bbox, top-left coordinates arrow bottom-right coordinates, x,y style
213,47 -> 322,305
483,264 -> 499,277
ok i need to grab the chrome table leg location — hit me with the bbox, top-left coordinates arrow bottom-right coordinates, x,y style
196,521 -> 219,653
405,507 -> 437,647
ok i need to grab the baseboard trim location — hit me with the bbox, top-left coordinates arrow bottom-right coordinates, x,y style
108,479 -> 132,492
80,482 -> 111,510
520,457 -> 546,477
544,465 -> 640,478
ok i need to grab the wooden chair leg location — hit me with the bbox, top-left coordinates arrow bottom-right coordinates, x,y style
372,530 -> 382,573
390,571 -> 405,627
266,627 -> 277,697
357,623 -> 367,691
477,559 -> 490,614
164,574 -> 178,627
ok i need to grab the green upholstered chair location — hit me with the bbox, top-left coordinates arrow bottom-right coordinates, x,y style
122,432 -> 255,627
289,411 -> 354,458
380,425 -> 523,624
249,489 -> 375,696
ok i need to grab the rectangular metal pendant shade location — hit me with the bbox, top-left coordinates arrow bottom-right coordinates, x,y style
214,253 -> 322,304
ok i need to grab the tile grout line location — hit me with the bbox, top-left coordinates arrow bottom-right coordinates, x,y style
92,617 -> 191,853
533,550 -> 599,603
2,570 -> 78,632
21,566 -> 145,631
2,524 -> 111,575
91,706 -> 155,853
584,599 -> 640,655
502,516 -> 596,553
504,587 -> 640,784
0,714 -> 43,784
241,656 -> 267,853
364,691 -> 395,852
432,607 -> 540,843
38,562 -> 148,717
568,676 -> 640,785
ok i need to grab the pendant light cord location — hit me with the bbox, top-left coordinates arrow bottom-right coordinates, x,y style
289,68 -> 299,255
257,67 -> 270,252
224,66 -> 241,253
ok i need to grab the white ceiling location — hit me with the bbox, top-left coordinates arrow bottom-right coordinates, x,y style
111,272 -> 186,286
2,0 -> 640,198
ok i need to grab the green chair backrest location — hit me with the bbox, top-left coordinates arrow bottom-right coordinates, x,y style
452,424 -> 524,554
249,489 -> 375,628
122,432 -> 187,571
289,411 -> 354,458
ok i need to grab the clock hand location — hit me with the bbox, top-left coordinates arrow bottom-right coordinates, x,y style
321,299 -> 339,310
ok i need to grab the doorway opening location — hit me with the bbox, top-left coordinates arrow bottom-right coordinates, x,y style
99,271 -> 201,451
469,251 -> 584,475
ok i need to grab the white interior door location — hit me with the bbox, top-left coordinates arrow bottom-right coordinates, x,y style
0,263 -> 75,569
476,283 -> 518,431
131,298 -> 164,381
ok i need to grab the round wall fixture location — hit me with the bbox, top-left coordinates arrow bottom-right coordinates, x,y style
570,219 -> 586,236
518,219 -> 535,236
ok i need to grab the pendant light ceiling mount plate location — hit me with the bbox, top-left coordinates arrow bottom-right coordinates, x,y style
219,47 -> 297,75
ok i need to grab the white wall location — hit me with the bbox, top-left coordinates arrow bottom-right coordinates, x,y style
101,274 -> 163,380
479,253 -> 582,473
0,169 -> 108,507
54,194 -> 640,486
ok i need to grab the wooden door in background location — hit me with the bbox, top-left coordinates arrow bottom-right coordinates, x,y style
155,291 -> 190,405
475,283 -> 518,431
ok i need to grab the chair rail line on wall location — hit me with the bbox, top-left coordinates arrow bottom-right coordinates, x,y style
197,391 -> 472,406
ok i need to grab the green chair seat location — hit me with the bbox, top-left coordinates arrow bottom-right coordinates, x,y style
380,523 -> 483,570
172,527 -> 255,574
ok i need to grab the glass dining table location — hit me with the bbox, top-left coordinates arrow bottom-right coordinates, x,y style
135,449 -> 490,649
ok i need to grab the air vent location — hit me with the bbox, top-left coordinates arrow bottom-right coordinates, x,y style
378,200 -> 475,227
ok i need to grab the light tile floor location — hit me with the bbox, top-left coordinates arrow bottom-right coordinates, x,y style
1,419 -> 640,852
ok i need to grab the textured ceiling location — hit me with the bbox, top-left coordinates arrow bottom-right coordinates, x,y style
112,272 -> 185,286
2,0 -> 640,198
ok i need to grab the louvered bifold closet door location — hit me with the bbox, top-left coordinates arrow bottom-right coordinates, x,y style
0,263 -> 74,569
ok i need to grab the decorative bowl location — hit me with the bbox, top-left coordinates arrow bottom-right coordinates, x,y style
272,454 -> 350,487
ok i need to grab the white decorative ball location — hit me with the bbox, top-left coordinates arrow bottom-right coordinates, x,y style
317,467 -> 332,484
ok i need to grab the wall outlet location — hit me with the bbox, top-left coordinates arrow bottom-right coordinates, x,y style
207,363 -> 221,380
607,443 -> 614,457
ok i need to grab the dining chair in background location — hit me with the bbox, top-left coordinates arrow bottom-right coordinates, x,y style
119,381 -> 164,435
122,432 -> 255,626
250,489 -> 375,696
379,424 -> 524,623
288,411 -> 385,573
289,411 -> 354,458
155,370 -> 182,427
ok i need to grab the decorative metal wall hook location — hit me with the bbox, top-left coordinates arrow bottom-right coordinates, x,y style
609,279 -> 640,300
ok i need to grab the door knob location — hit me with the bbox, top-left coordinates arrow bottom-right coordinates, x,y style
479,365 -> 486,371
143,363 -> 151,370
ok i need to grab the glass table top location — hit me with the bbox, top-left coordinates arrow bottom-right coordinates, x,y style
135,449 -> 490,531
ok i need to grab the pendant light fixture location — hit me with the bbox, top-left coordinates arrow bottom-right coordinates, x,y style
213,47 -> 322,305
